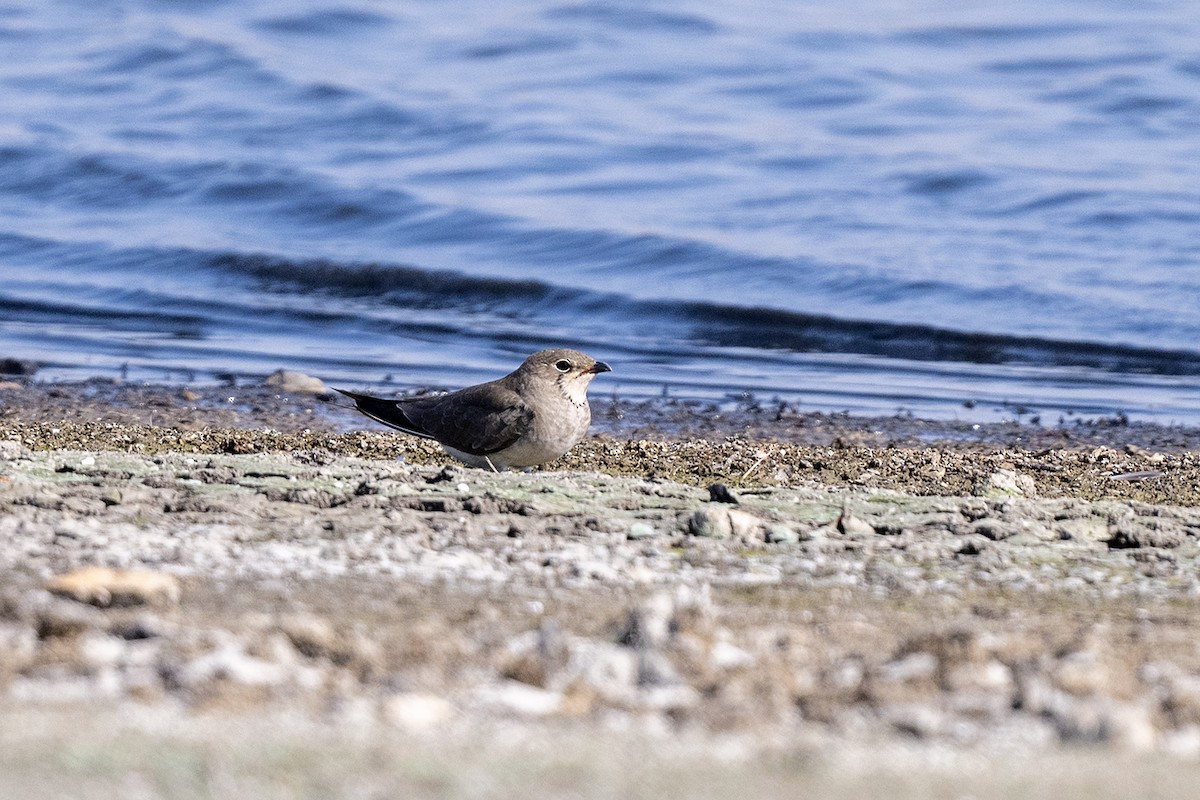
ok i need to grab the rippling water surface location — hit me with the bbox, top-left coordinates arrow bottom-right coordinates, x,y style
2,0 -> 1199,422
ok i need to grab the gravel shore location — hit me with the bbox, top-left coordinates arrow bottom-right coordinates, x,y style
3,379 -> 1200,797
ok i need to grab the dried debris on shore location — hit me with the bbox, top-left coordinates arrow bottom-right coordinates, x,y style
3,417 -> 1200,506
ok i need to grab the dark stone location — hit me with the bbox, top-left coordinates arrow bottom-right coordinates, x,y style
707,482 -> 739,504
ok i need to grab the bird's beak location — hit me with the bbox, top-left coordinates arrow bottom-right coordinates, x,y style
588,361 -> 612,374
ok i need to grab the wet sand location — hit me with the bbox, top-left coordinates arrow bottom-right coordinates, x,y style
3,379 -> 1200,797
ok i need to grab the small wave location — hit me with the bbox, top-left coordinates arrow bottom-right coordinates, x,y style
254,9 -> 393,36
208,253 -> 1200,377
901,170 -> 994,196
462,35 -> 578,61
545,4 -> 720,34
209,253 -> 566,308
898,23 -> 1090,46
995,190 -> 1106,215
681,301 -> 1200,376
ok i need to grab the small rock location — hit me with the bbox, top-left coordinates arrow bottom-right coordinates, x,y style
427,465 -> 462,484
956,538 -> 987,556
877,652 -> 939,685
974,469 -> 1036,499
837,508 -> 875,539
945,659 -> 1012,693
175,644 -> 288,688
619,593 -> 675,650
79,631 -> 128,668
727,508 -> 764,539
636,649 -> 683,687
637,683 -> 701,712
970,519 -> 1020,541
1107,518 -> 1188,549
1053,650 -> 1111,696
383,693 -> 453,732
278,615 -> 338,659
0,358 -> 38,376
1109,470 -> 1165,482
264,369 -> 328,395
278,616 -> 381,679
688,507 -> 732,539
0,439 -> 25,460
882,704 -> 949,739
33,596 -> 106,638
628,522 -> 659,540
1054,516 -> 1109,542
476,681 -> 563,717
766,524 -> 800,544
709,638 -> 755,670
688,506 -> 763,540
45,567 -> 181,608
500,622 -> 569,689
707,483 -> 739,504
0,624 -> 36,672
571,640 -> 639,700
109,614 -> 172,641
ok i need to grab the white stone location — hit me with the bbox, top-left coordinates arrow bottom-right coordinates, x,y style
476,681 -> 563,717
384,693 -> 453,732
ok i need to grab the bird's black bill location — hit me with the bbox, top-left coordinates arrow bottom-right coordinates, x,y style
589,361 -> 612,374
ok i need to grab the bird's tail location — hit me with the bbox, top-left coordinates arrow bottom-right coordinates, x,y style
334,388 -> 433,439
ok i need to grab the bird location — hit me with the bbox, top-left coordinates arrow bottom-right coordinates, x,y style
336,349 -> 612,471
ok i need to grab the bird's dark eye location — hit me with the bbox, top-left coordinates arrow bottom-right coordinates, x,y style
555,359 -> 572,372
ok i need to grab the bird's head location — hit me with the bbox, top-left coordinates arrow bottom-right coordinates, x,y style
520,348 -> 612,403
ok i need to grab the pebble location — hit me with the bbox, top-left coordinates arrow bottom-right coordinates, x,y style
1107,517 -> 1188,549
688,507 -> 732,539
383,693 -> 454,731
686,506 -> 764,540
837,509 -> 875,539
975,469 -> 1037,499
707,483 -> 740,504
263,369 -> 329,395
619,594 -> 675,649
45,566 -> 181,608
31,595 -> 106,638
476,681 -> 563,717
627,521 -> 658,540
0,358 -> 38,376
766,524 -> 800,544
0,439 -> 26,460
177,644 -> 290,688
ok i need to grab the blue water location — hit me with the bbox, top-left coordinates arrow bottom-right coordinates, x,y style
2,0 -> 1200,423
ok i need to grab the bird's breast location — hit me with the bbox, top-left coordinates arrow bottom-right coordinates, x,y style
495,399 -> 591,468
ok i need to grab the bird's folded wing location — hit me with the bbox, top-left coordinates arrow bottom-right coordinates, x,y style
400,384 -> 535,456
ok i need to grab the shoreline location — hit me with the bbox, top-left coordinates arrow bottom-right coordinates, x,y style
3,378 -> 1200,794
6,377 -> 1200,449
3,378 -> 1200,506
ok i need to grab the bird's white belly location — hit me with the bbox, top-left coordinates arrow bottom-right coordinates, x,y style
444,405 -> 590,470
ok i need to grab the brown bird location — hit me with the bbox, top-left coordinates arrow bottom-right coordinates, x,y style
337,348 -> 612,470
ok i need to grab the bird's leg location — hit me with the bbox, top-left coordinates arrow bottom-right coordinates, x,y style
484,456 -> 499,473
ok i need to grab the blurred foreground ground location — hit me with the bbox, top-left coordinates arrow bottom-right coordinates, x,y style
3,380 -> 1200,798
